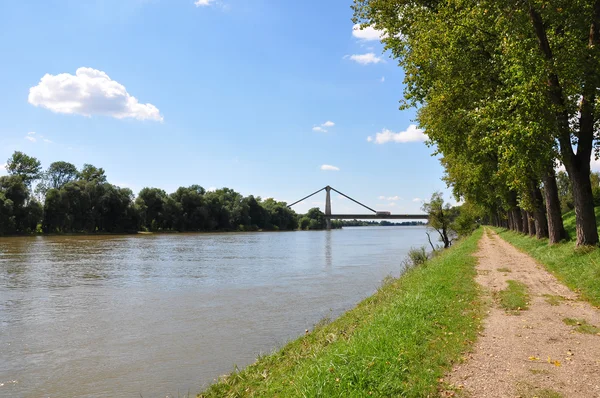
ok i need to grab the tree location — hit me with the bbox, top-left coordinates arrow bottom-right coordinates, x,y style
80,164 -> 107,183
45,161 -> 80,190
136,187 -> 167,231
422,192 -> 456,249
6,151 -> 42,187
352,0 -> 581,244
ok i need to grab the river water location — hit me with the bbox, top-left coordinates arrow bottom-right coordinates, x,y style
0,226 -> 429,397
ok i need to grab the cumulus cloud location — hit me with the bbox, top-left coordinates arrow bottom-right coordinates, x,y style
412,198 -> 423,203
352,24 -> 388,41
28,67 -> 163,121
380,76 -> 385,83
207,187 -> 217,192
25,136 -> 36,142
367,125 -> 427,144
313,121 -> 335,133
346,53 -> 383,65
379,195 -> 402,201
0,163 -> 6,176
195,0 -> 216,6
320,164 -> 340,171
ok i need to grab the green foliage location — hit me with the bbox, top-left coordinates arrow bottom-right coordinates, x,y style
6,151 -> 42,186
422,192 -> 458,248
0,152 -> 301,236
199,229 -> 484,397
403,246 -> 428,269
556,171 -> 574,214
352,0 -> 600,245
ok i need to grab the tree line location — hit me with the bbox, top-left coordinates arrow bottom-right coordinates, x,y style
0,151 -> 331,235
353,0 -> 600,246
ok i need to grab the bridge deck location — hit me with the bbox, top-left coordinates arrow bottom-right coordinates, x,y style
325,214 -> 428,220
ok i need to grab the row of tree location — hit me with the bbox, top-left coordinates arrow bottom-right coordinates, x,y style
354,0 -> 600,246
0,151 -> 330,235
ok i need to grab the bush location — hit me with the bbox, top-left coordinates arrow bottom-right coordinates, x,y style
404,246 -> 428,268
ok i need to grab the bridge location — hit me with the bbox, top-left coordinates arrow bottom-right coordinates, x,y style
287,186 -> 429,230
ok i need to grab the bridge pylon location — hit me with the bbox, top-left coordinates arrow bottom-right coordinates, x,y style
325,186 -> 332,230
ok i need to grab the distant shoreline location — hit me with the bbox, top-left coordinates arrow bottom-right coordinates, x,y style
0,224 -> 428,239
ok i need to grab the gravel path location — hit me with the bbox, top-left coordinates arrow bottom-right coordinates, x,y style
445,229 -> 600,397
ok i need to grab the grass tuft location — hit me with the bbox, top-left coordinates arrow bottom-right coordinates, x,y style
543,294 -> 564,306
198,229 -> 484,397
496,267 -> 511,273
496,280 -> 529,314
562,318 -> 600,334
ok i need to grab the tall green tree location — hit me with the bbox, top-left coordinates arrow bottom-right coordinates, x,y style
422,192 -> 456,249
6,151 -> 42,187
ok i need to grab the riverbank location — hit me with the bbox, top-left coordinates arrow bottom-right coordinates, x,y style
199,228 -> 484,397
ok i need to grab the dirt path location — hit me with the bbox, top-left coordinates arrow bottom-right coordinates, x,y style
446,229 -> 600,397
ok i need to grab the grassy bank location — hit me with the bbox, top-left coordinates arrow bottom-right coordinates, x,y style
199,228 -> 484,397
492,210 -> 600,306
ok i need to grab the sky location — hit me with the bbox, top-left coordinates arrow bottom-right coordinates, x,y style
0,0 -> 454,215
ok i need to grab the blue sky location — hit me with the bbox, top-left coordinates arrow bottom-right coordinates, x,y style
0,0 -> 452,214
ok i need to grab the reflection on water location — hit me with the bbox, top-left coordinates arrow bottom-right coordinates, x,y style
0,227 -> 429,398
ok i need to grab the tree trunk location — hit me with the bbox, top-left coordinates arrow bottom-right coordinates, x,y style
513,208 -> 523,233
569,168 -> 599,245
531,185 -> 549,239
527,211 -> 536,236
542,170 -> 567,243
529,6 -> 599,246
521,208 -> 528,234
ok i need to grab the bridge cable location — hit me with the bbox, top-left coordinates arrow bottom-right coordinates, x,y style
287,187 -> 326,208
330,187 -> 377,214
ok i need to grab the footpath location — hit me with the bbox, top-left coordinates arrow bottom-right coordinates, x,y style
446,229 -> 600,397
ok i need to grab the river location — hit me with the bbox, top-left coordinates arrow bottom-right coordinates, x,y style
0,226 -> 430,397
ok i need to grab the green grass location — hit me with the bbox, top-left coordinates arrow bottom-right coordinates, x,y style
543,294 -> 565,306
562,318 -> 600,334
496,280 -> 529,313
199,228 -> 484,397
493,219 -> 600,307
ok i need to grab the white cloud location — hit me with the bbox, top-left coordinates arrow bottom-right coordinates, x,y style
28,67 -> 163,121
320,164 -> 340,171
43,138 -> 53,143
27,131 -> 36,135
313,121 -> 335,133
380,76 -> 385,83
379,195 -> 402,201
367,125 -> 427,144
412,198 -> 423,203
195,0 -> 216,6
352,24 -> 388,41
0,163 -> 6,175
346,53 -> 383,65
25,135 -> 37,142
207,187 -> 217,192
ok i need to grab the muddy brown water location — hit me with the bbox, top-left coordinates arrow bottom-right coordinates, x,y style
0,226 -> 429,397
